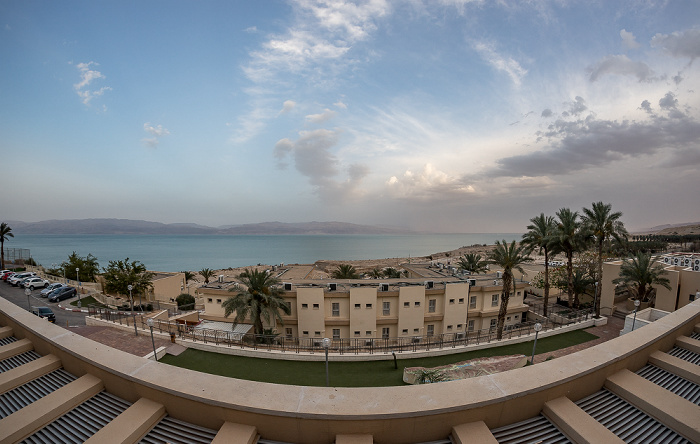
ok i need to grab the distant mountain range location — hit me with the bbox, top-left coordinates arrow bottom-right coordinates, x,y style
7,219 -> 414,235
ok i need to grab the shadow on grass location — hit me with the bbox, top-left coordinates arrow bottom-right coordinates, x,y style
159,330 -> 598,387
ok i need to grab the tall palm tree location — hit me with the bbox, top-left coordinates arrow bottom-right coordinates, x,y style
488,240 -> 533,340
582,202 -> 628,317
224,268 -> 291,336
550,208 -> 590,308
199,268 -> 214,284
521,214 -> 555,316
367,267 -> 384,279
570,268 -> 596,308
457,253 -> 489,274
613,253 -> 671,304
0,223 -> 14,270
331,264 -> 360,279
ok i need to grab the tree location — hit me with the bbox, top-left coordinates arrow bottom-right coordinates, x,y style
550,208 -> 590,308
0,222 -> 13,270
182,271 -> 196,283
60,252 -> 100,282
223,268 -> 291,336
612,253 -> 671,304
582,201 -> 628,317
522,214 -> 556,316
487,240 -> 533,340
200,268 -> 214,284
367,267 -> 384,279
570,268 -> 596,309
331,264 -> 360,279
457,253 -> 489,274
383,267 -> 405,278
102,258 -> 154,310
175,293 -> 196,310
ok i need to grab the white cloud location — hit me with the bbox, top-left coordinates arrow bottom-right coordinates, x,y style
386,163 -> 477,201
142,122 -> 170,148
306,108 -> 337,124
334,100 -> 347,109
620,29 -> 640,50
73,62 -> 111,106
587,55 -> 657,82
471,40 -> 527,87
280,100 -> 296,114
651,28 -> 700,60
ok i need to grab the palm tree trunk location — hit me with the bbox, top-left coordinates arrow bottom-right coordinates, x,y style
567,251 -> 576,308
543,248 -> 550,317
496,274 -> 512,340
0,240 -> 4,269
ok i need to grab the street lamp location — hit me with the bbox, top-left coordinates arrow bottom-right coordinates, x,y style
76,268 -> 81,308
322,337 -> 331,387
631,299 -> 641,331
25,287 -> 31,310
128,284 -> 138,336
147,318 -> 157,361
530,323 -> 542,365
594,281 -> 599,318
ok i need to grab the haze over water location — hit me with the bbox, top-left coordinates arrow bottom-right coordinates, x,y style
11,234 -> 522,273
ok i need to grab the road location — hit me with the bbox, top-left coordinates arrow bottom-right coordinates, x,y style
0,281 -> 88,327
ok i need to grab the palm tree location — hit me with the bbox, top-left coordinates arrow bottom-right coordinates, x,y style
570,268 -> 596,309
331,264 -> 360,279
613,253 -> 671,304
0,222 -> 14,269
521,214 -> 555,316
550,208 -> 590,308
457,253 -> 489,274
383,267 -> 403,279
582,202 -> 628,317
224,268 -> 291,336
366,267 -> 384,279
488,240 -> 533,340
200,268 -> 214,284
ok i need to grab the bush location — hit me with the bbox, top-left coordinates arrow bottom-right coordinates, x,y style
175,293 -> 196,310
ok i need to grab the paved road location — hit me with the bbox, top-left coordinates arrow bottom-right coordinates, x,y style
0,281 -> 88,327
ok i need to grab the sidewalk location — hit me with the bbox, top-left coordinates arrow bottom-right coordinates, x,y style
68,325 -> 175,357
534,315 -> 624,362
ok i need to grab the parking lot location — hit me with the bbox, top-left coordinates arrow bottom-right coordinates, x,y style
0,279 -> 88,327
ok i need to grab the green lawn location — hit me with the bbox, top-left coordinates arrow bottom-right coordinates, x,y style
70,296 -> 107,308
159,330 -> 598,387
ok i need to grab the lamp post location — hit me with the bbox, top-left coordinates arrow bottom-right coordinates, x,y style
594,281 -> 599,318
76,267 -> 81,308
147,318 -> 158,361
530,323 -> 542,365
25,287 -> 31,310
322,337 -> 331,387
128,284 -> 138,336
631,299 -> 641,331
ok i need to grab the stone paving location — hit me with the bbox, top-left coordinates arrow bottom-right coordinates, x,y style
533,315 -> 625,363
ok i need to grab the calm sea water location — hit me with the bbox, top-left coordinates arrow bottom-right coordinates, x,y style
9,234 -> 522,272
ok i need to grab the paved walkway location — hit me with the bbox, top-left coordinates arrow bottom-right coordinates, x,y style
533,315 -> 625,363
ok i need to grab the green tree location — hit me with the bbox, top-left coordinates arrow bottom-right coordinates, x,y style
102,258 -> 154,310
0,222 -> 13,269
223,268 -> 291,336
60,252 -> 100,282
182,271 -> 196,283
570,268 -> 596,309
612,253 -> 671,304
367,267 -> 384,279
175,293 -> 196,310
522,214 -> 556,316
582,201 -> 628,317
383,267 -> 404,278
550,208 -> 590,308
331,264 -> 360,279
487,240 -> 533,340
200,268 -> 214,284
457,253 -> 489,274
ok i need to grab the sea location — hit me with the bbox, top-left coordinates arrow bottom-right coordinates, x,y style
8,233 -> 522,273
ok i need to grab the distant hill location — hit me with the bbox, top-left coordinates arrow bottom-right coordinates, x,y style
632,221 -> 700,236
9,219 -> 413,235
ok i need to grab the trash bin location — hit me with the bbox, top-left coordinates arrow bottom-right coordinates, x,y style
170,332 -> 176,343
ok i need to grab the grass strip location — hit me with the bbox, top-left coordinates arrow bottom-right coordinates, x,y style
159,329 -> 598,387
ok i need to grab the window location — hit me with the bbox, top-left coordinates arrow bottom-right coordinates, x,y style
382,327 -> 390,339
447,325 -> 453,330
332,302 -> 339,316
402,329 -> 408,334
302,303 -> 308,309
414,301 -> 421,307
354,331 -> 360,336
207,298 -> 212,303
459,298 -> 464,304
366,331 -> 372,336
491,294 -> 499,307
691,293 -> 696,302
428,299 -> 436,313
315,331 -> 321,336
366,303 -> 372,309
427,325 -> 434,336
403,302 -> 410,308
312,303 -> 319,309
302,331 -> 309,335
332,329 -> 340,339
413,328 -> 419,333
457,324 -> 462,329
354,303 -> 361,309
383,301 -> 390,315
517,291 -> 521,296
285,328 -> 293,339
449,299 -> 455,304
468,320 -> 475,332
470,296 -> 477,309
506,316 -> 511,321
514,314 -> 519,320
490,319 -> 497,329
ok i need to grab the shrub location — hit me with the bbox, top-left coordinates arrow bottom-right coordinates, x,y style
175,293 -> 196,310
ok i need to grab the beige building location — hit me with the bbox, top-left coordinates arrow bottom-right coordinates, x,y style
198,264 -> 530,340
600,252 -> 700,315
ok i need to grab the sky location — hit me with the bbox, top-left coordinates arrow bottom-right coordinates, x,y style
1,0 -> 699,233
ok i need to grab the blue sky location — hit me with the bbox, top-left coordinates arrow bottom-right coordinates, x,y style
2,0 -> 699,232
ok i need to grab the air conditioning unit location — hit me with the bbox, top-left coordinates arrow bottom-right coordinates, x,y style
664,257 -> 671,264
283,282 -> 292,291
380,283 -> 389,292
425,281 -> 434,289
328,283 -> 337,291
694,259 -> 700,266
497,271 -> 502,278
673,257 -> 680,265
694,265 -> 700,272
468,279 -> 476,287
218,275 -> 224,283
494,280 -> 498,285
455,332 -> 465,339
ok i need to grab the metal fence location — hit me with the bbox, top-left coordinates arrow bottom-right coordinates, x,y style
3,248 -> 31,263
88,305 -> 594,355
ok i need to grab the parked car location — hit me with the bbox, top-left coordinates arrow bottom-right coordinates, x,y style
1,271 -> 15,281
22,277 -> 50,290
41,283 -> 65,297
30,306 -> 56,323
9,272 -> 36,286
48,286 -> 77,302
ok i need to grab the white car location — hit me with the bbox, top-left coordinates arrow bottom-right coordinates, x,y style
41,282 -> 65,297
8,272 -> 36,286
22,277 -> 50,290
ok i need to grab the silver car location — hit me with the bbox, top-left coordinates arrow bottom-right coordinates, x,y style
41,282 -> 65,297
22,277 -> 50,290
